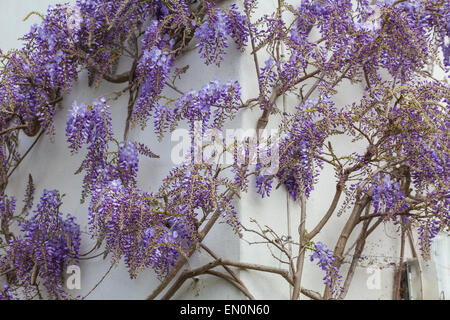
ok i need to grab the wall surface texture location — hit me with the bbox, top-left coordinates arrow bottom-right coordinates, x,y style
1,0 -> 447,300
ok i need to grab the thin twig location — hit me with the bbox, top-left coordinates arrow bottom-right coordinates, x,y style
82,264 -> 114,300
0,125 -> 28,136
8,130 -> 44,178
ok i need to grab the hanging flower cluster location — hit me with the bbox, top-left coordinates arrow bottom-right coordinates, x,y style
0,190 -> 80,299
174,80 -> 242,132
255,98 -> 339,200
194,2 -> 249,66
372,174 -> 409,216
309,242 -> 343,298
88,163 -> 240,279
133,20 -> 175,129
66,98 -> 114,200
0,284 -> 16,300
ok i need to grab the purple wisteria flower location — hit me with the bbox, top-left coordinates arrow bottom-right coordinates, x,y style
66,101 -> 91,153
182,80 -> 240,130
66,98 -> 114,200
0,195 -> 16,223
195,2 -> 249,66
372,174 -> 409,216
225,4 -> 249,50
310,242 -> 343,297
0,284 -> 16,300
256,99 -> 333,200
194,4 -> 229,66
133,25 -> 174,129
118,141 -> 139,186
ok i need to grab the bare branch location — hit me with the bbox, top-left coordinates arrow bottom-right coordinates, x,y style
307,183 -> 344,240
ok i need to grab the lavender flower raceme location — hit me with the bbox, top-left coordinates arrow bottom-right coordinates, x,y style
194,2 -> 249,66
256,98 -> 334,200
372,174 -> 409,216
310,242 -> 343,298
66,101 -> 91,153
118,141 -> 139,186
133,22 -> 174,129
225,4 -> 249,50
173,80 -> 241,134
417,218 -> 441,260
0,195 -> 16,223
0,190 -> 80,299
66,98 -> 114,200
194,4 -> 229,66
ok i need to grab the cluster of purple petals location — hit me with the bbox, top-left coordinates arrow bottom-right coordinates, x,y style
133,20 -> 175,129
310,241 -> 343,297
66,102 -> 90,153
417,195 -> 449,258
254,162 -> 273,198
164,0 -> 192,31
257,99 -> 329,200
258,57 -> 279,112
173,80 -> 242,133
66,98 -> 114,198
225,4 -> 250,50
417,219 -> 441,259
0,190 -> 80,299
0,284 -> 16,300
118,141 -> 139,186
372,174 -> 409,216
88,179 -> 195,278
0,195 -> 16,222
195,4 -> 229,66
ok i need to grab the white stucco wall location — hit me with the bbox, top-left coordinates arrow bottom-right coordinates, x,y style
1,0 -> 446,300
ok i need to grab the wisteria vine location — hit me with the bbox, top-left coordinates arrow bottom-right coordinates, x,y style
0,0 -> 449,301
